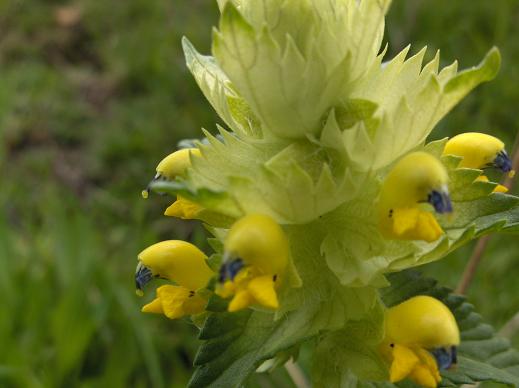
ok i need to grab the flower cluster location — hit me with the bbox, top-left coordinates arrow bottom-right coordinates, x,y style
134,1 -> 518,386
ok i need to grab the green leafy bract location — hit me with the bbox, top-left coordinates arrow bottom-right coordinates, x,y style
211,0 -> 390,139
342,47 -> 500,170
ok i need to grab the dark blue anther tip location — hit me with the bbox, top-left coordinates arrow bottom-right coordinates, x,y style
218,258 -> 244,283
430,346 -> 457,370
135,263 -> 154,292
428,189 -> 453,214
494,150 -> 513,173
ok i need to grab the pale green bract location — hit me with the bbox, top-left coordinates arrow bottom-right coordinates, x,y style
149,0 -> 519,386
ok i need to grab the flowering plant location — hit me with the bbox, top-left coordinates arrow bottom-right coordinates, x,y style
136,1 -> 519,386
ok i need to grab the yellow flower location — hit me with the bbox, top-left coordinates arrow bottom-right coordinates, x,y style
215,214 -> 289,312
142,148 -> 205,219
380,295 -> 460,388
136,240 -> 214,319
378,152 -> 452,242
443,132 -> 515,193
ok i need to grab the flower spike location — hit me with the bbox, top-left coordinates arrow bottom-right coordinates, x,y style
132,0 -> 517,384
381,295 -> 460,388
443,132 -> 515,192
378,152 -> 452,242
216,214 -> 289,312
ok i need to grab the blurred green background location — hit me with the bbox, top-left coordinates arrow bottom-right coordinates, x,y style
1,1 -> 519,387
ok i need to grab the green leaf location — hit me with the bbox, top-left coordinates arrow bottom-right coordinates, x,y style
312,302 -> 388,388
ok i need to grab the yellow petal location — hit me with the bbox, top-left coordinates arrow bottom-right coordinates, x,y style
391,208 -> 443,243
415,348 -> 441,383
494,184 -> 508,193
385,296 -> 460,349
416,211 -> 444,243
392,208 -> 420,236
390,344 -> 419,383
156,148 -> 201,179
228,290 -> 253,312
215,280 -> 236,299
409,364 -> 439,388
234,267 -> 254,285
164,196 -> 204,219
182,294 -> 208,316
138,240 -> 214,290
141,297 -> 164,314
156,285 -> 190,319
247,275 -> 279,310
476,175 -> 508,193
443,133 -> 505,170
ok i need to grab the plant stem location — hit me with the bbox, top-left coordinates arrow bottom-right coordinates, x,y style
284,359 -> 310,388
455,235 -> 491,294
456,132 -> 519,295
